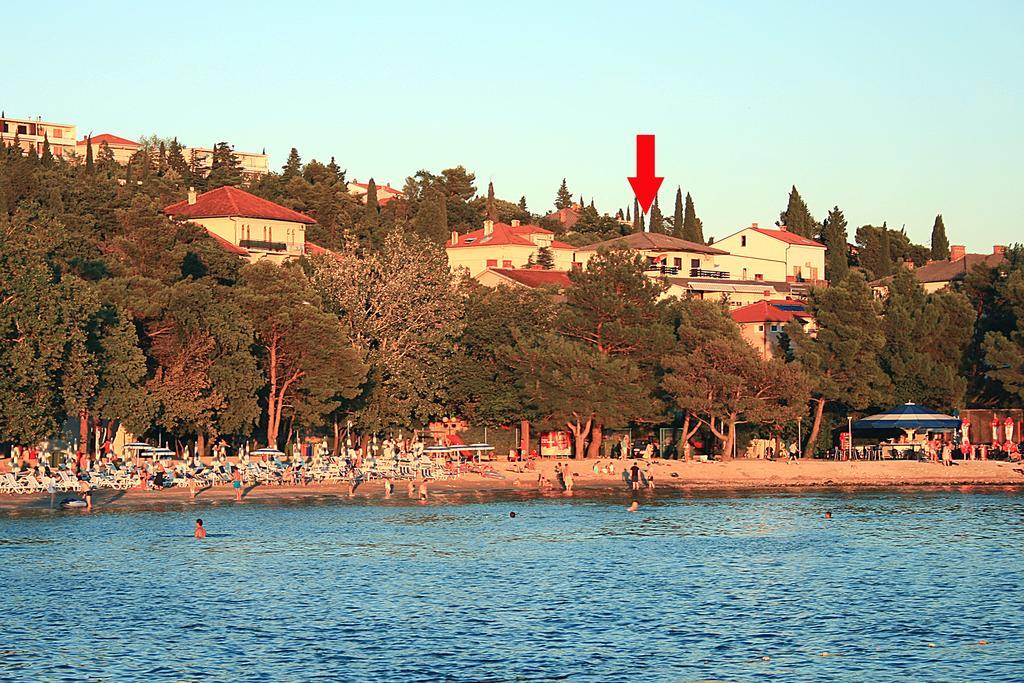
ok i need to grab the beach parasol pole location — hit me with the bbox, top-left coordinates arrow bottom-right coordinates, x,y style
797,416 -> 803,459
847,416 -> 853,460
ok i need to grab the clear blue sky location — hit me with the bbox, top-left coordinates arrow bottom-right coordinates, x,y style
4,1 -> 1021,249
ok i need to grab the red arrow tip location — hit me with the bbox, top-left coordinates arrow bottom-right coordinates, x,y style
628,175 -> 664,214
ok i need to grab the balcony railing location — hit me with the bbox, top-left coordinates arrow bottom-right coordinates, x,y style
240,239 -> 287,252
690,268 -> 730,279
644,265 -> 680,276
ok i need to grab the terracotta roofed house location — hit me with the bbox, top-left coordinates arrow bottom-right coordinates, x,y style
164,186 -> 317,264
474,268 -> 573,290
731,299 -> 815,358
347,181 -> 405,205
76,133 -> 140,165
447,219 -> 576,276
713,223 -> 827,288
871,244 -> 1007,296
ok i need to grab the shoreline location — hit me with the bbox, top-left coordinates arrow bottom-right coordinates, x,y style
4,458 -> 1023,513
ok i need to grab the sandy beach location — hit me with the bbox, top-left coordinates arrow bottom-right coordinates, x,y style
4,457 -> 1023,512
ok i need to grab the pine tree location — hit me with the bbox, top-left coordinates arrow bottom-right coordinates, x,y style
167,137 -> 188,177
822,206 -> 849,281
671,187 -> 684,238
486,181 -> 497,221
648,195 -> 664,233
207,142 -> 244,188
786,273 -> 890,453
97,140 -> 115,168
41,134 -> 53,167
412,188 -> 449,244
930,214 -> 950,260
555,179 -> 572,210
518,196 -> 528,211
84,134 -> 94,173
283,148 -> 302,179
779,185 -> 818,239
327,156 -> 344,182
682,192 -> 703,243
535,246 -> 555,269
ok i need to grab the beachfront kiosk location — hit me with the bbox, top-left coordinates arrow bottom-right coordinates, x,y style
851,403 -> 961,459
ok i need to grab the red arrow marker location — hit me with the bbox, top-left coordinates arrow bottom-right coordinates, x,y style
627,134 -> 664,214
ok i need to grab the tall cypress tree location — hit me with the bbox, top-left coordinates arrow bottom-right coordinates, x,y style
625,205 -> 631,223
877,223 -> 893,277
671,187 -> 684,238
779,185 -> 818,239
84,134 -> 94,173
648,195 -> 664,233
822,206 -> 849,281
682,192 -> 704,243
930,214 -> 950,260
632,198 -> 641,232
486,181 -> 497,221
555,179 -> 572,210
357,178 -> 382,250
40,134 -> 53,167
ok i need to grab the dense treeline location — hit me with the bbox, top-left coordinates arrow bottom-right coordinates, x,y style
1,140 -> 1022,457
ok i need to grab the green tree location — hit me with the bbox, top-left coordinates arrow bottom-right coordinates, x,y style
779,185 -> 818,239
485,181 -> 497,221
84,134 -> 94,174
282,148 -> 302,179
648,195 -> 664,233
931,214 -> 950,260
356,178 -> 383,251
411,188 -> 449,245
239,262 -> 365,447
881,269 -> 974,409
206,142 -> 244,189
555,178 -> 573,210
41,134 -> 53,167
682,192 -> 703,243
311,231 -> 461,430
535,246 -> 555,269
822,206 -> 849,281
785,273 -> 890,453
671,187 -> 684,238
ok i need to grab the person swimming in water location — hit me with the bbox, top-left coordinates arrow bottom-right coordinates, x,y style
627,500 -> 639,512
195,518 -> 207,539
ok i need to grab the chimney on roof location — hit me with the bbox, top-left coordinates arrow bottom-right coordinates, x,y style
778,225 -> 787,232
993,245 -> 1007,256
902,259 -> 915,271
950,245 -> 966,261
187,187 -> 197,205
511,219 -> 520,228
483,219 -> 494,236
450,230 -> 458,245
751,222 -> 759,229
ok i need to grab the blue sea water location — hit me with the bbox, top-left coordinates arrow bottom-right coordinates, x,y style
1,488 -> 1023,682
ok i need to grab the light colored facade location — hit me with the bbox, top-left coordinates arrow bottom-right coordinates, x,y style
446,220 -> 575,276
713,223 -> 826,284
475,268 -> 572,290
186,146 -> 269,177
663,278 -> 796,308
573,232 -> 729,276
348,181 -> 405,205
0,115 -> 77,158
164,186 -> 315,264
75,133 -> 140,165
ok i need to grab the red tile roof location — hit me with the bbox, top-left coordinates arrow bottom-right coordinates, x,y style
304,241 -> 330,256
576,231 -> 728,255
349,181 -> 405,196
78,133 -> 139,147
730,300 -> 810,324
752,227 -> 825,248
488,268 -> 572,289
164,186 -> 316,224
544,207 -> 580,229
448,222 -> 572,249
207,231 -> 249,256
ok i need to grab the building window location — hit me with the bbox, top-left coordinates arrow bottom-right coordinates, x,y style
690,258 -> 700,269
52,129 -> 62,139
754,274 -> 764,281
502,260 -> 513,268
673,257 -> 682,268
742,268 -> 748,279
741,235 -> 747,247
486,259 -> 498,267
758,325 -> 764,331
17,125 -> 27,135
770,325 -> 779,332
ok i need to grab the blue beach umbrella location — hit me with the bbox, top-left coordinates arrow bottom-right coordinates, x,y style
853,403 -> 960,431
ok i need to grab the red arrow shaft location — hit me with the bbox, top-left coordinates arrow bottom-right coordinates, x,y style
635,134 -> 656,177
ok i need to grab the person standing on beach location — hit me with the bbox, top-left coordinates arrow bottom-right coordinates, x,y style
630,462 -> 641,491
232,467 -> 243,501
79,477 -> 93,511
563,468 -> 574,492
418,480 -> 428,501
384,478 -> 393,498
